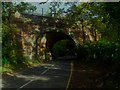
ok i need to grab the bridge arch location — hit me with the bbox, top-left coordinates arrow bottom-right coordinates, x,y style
38,31 -> 76,59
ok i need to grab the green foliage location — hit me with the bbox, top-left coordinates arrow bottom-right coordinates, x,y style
2,2 -> 36,22
15,2 -> 36,14
52,39 -> 75,58
76,40 -> 120,88
77,40 -> 120,63
2,2 -> 37,73
2,23 -> 24,66
65,2 -> 120,42
104,2 -> 120,23
2,23 -> 41,73
103,2 -> 120,41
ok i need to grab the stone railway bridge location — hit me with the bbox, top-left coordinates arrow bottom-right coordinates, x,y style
12,14 -> 76,60
12,13 -> 101,60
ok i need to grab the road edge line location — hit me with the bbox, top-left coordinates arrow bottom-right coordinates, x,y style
66,60 -> 73,90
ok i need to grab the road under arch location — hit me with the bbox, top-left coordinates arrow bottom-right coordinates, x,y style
39,31 -> 76,59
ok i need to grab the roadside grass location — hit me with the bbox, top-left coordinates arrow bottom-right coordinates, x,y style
2,57 -> 43,74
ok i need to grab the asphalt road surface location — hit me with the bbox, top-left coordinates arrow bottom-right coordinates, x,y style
2,60 -> 73,89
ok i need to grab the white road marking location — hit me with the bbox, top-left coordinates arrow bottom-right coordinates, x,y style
16,80 -> 33,90
16,65 -> 53,90
66,61 -> 73,90
41,68 -> 50,75
16,61 -> 71,90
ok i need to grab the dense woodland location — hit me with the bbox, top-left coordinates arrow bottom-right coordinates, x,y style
2,2 -> 120,88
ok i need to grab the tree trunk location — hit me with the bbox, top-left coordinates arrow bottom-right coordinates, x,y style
81,19 -> 85,43
117,24 -> 120,42
94,29 -> 97,41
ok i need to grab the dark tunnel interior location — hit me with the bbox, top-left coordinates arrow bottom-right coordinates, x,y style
41,31 -> 76,60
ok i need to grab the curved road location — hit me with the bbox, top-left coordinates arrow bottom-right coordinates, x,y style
2,60 -> 73,89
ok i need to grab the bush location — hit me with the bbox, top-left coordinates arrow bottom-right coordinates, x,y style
2,23 -> 25,69
76,40 -> 120,88
76,40 -> 120,64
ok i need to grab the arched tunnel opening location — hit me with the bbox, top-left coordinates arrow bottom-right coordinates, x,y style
52,39 -> 76,60
39,31 -> 77,61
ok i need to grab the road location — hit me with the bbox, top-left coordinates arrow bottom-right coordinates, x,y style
2,60 -> 73,89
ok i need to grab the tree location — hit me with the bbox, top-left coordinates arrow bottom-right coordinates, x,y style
2,2 -> 37,69
103,2 -> 120,42
64,2 -> 120,43
2,2 -> 36,22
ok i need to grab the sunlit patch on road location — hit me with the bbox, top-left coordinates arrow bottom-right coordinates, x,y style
16,74 -> 50,81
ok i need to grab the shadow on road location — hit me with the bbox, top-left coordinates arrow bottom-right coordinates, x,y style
2,60 -> 71,89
